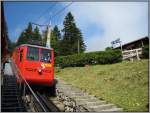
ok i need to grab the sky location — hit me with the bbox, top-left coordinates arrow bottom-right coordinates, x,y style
4,1 -> 148,52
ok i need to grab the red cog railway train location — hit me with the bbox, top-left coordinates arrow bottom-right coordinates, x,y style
12,44 -> 55,92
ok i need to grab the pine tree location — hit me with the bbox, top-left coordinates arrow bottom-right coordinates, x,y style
25,22 -> 34,40
16,22 -> 33,46
25,22 -> 32,34
60,12 -> 86,56
42,26 -> 48,46
16,31 -> 27,46
75,28 -> 86,53
16,23 -> 43,46
50,25 -> 61,56
33,26 -> 42,42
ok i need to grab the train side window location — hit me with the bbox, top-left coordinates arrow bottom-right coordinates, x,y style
20,50 -> 23,62
27,47 -> 39,61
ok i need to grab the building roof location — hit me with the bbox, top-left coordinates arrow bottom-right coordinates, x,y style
114,36 -> 149,49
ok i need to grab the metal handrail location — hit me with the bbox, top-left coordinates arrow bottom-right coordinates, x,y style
10,59 -> 47,112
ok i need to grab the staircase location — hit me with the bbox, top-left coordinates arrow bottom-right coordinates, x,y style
56,78 -> 123,112
1,75 -> 26,112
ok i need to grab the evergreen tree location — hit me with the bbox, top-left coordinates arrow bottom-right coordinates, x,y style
25,22 -> 32,34
72,28 -> 86,53
60,12 -> 86,55
42,26 -> 48,46
33,26 -> 42,42
16,22 -> 34,46
25,22 -> 34,40
16,23 -> 42,46
50,25 -> 61,56
16,31 -> 27,46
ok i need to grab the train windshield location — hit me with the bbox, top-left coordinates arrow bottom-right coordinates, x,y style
40,49 -> 51,63
27,47 -> 39,61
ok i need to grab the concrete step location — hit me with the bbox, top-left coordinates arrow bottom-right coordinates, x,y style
56,79 -> 123,112
57,85 -> 83,92
71,95 -> 98,101
71,96 -> 90,100
89,104 -> 116,111
57,87 -> 74,92
86,101 -> 106,106
58,87 -> 82,93
102,107 -> 123,111
75,98 -> 98,104
76,100 -> 106,107
68,92 -> 85,96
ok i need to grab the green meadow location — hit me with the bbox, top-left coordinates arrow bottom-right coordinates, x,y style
55,60 -> 149,111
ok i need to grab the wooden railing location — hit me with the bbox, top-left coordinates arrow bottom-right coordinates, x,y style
122,48 -> 142,60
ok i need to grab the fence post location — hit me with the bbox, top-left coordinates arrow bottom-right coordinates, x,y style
136,49 -> 140,60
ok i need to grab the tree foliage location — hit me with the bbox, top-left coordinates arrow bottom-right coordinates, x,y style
50,25 -> 61,56
142,45 -> 149,59
60,12 -> 86,56
55,49 -> 122,68
42,26 -> 48,46
105,46 -> 113,51
16,22 -> 42,46
33,26 -> 42,42
15,12 -> 86,57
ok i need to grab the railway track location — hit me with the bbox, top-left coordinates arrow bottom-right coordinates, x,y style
10,59 -> 64,112
22,90 -> 66,112
3,60 -> 123,112
33,92 -> 60,112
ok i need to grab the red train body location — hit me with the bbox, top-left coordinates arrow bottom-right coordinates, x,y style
12,44 -> 54,87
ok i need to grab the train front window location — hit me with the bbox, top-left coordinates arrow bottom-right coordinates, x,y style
40,49 -> 51,63
27,47 -> 39,61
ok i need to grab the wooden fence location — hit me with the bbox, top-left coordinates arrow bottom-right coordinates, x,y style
122,48 -> 142,60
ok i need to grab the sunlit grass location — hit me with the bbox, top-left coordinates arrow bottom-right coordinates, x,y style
55,60 -> 149,111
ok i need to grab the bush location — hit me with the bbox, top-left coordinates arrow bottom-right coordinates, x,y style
55,49 -> 122,68
142,45 -> 149,59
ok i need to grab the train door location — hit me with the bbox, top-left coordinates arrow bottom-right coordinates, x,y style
39,48 -> 54,84
25,46 -> 40,82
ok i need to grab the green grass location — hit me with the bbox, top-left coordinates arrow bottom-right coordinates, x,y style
55,60 -> 149,112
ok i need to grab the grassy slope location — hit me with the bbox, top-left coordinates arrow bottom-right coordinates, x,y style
55,60 -> 149,111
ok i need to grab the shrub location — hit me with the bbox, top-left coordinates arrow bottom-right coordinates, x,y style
142,45 -> 149,59
55,49 -> 122,68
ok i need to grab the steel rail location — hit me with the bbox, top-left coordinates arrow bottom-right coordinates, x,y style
36,92 -> 60,112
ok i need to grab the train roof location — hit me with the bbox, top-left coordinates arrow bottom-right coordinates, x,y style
17,44 -> 52,50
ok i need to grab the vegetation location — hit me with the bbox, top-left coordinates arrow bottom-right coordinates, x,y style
33,26 -> 42,42
105,46 -> 113,51
55,49 -> 122,68
50,25 -> 61,56
142,45 -> 149,58
60,12 -> 86,56
55,59 -> 149,111
15,12 -> 86,56
16,22 -> 42,46
42,26 -> 48,46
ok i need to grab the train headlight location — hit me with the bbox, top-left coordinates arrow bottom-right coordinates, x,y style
38,68 -> 42,75
38,69 -> 42,72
